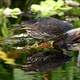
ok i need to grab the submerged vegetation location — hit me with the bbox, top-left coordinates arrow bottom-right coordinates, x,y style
0,0 -> 80,80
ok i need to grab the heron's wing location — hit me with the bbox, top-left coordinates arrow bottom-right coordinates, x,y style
20,17 -> 73,40
26,48 -> 63,63
21,49 -> 71,72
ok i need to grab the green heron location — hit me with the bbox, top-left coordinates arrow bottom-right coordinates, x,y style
7,17 -> 80,72
20,48 -> 71,72
11,17 -> 73,49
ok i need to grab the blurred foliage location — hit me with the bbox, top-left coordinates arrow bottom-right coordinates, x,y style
14,69 -> 34,80
0,7 -> 21,38
0,0 -> 80,80
0,14 -> 9,37
31,0 -> 71,18
0,50 -> 15,64
67,8 -> 80,16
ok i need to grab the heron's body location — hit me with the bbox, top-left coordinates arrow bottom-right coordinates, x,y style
21,17 -> 73,40
7,17 -> 80,72
21,49 -> 71,72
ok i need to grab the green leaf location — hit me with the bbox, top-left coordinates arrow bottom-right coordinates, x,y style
14,69 -> 34,80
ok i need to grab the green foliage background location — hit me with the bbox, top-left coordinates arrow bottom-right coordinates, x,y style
0,0 -> 80,80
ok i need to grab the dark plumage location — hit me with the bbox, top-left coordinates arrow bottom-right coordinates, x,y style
21,17 -> 73,40
18,17 -> 73,49
21,49 -> 71,72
